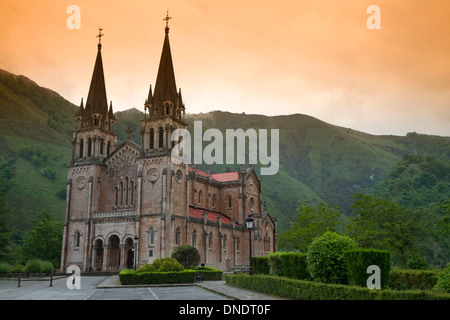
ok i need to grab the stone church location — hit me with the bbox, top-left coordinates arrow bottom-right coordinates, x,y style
60,20 -> 277,272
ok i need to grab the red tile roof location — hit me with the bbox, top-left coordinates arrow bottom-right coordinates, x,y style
188,166 -> 239,183
188,206 -> 236,225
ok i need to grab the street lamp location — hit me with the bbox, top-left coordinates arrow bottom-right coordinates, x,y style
133,235 -> 139,270
246,215 -> 254,275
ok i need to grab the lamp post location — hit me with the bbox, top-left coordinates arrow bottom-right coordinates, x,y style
246,215 -> 254,276
133,235 -> 139,270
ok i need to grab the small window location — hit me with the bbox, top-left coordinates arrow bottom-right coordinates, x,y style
79,139 -> 84,158
87,137 -> 92,157
175,227 -> 181,245
228,196 -> 232,208
106,141 -> 111,156
158,127 -> 164,149
212,194 -> 216,208
198,190 -> 202,205
149,228 -> 155,245
192,230 -> 197,247
75,231 -> 81,248
149,128 -> 155,149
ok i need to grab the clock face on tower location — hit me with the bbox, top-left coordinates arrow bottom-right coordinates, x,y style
146,168 -> 160,183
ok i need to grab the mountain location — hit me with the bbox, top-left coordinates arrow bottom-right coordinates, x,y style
1,69 -> 449,234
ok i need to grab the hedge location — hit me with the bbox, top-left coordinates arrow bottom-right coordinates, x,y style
344,249 -> 390,289
268,252 -> 310,280
225,274 -> 450,300
252,257 -> 270,275
389,268 -> 439,290
193,267 -> 223,281
119,269 -> 196,285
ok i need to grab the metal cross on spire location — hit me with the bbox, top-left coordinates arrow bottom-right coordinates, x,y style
97,28 -> 104,44
164,10 -> 172,33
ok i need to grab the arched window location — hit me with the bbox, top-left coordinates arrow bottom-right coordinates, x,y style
87,137 -> 92,157
223,234 -> 227,251
100,139 -> 104,156
79,139 -> 84,158
149,128 -> 154,149
236,236 -> 240,252
106,141 -> 111,156
198,190 -> 202,205
130,179 -> 135,206
208,232 -> 213,249
175,227 -> 181,245
192,230 -> 197,247
75,231 -> 81,248
228,196 -> 232,208
158,127 -> 164,149
125,177 -> 129,206
149,227 -> 155,246
119,181 -> 124,206
114,186 -> 118,207
212,194 -> 216,208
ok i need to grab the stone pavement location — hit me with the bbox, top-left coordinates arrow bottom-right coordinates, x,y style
0,275 -> 286,300
97,275 -> 287,300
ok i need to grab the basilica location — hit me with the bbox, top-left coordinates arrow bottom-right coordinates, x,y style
60,18 -> 277,272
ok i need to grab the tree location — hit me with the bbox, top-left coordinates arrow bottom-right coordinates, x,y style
0,185 -> 12,262
306,231 -> 357,284
171,245 -> 200,269
279,201 -> 342,251
345,193 -> 422,266
19,210 -> 63,268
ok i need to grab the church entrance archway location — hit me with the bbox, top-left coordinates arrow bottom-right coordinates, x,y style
93,239 -> 104,271
108,234 -> 120,271
125,237 -> 134,269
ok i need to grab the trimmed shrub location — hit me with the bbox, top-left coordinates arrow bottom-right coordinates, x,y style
433,265 -> 450,293
193,267 -> 223,281
119,269 -> 196,285
41,260 -> 54,274
389,268 -> 439,290
252,257 -> 270,275
171,245 -> 201,269
24,259 -> 43,273
406,254 -> 430,270
307,232 -> 357,284
268,252 -> 309,280
136,258 -> 184,273
344,249 -> 390,289
225,274 -> 450,300
0,262 -> 12,273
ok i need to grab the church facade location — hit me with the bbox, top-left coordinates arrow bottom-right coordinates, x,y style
60,22 -> 277,272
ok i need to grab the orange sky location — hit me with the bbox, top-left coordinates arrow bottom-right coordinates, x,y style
0,0 -> 449,136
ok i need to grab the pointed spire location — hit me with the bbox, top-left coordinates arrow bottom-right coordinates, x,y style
76,98 -> 84,120
82,28 -> 109,129
147,84 -> 153,104
152,13 -> 178,115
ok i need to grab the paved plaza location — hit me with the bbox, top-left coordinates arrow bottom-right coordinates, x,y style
0,275 -> 285,300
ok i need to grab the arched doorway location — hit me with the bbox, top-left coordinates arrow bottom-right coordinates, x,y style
93,239 -> 104,271
108,234 -> 121,271
125,237 -> 134,269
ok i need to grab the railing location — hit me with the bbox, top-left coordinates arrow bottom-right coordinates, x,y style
93,210 -> 137,219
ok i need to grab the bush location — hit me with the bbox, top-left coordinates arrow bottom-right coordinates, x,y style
389,268 -> 439,290
171,245 -> 200,269
23,259 -> 54,274
0,262 -> 12,273
119,269 -> 196,285
344,249 -> 391,289
268,252 -> 309,280
136,258 -> 184,273
41,260 -> 54,274
225,274 -> 450,300
24,260 -> 43,273
193,267 -> 223,281
252,257 -> 270,275
433,265 -> 450,293
307,232 -> 357,284
406,254 -> 430,270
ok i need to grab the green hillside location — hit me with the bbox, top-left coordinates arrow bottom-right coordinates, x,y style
0,69 -> 449,235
